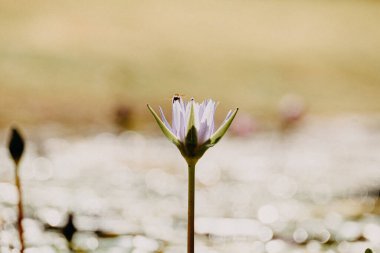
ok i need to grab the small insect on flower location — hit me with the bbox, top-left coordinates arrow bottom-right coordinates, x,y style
148,95 -> 238,164
170,93 -> 186,103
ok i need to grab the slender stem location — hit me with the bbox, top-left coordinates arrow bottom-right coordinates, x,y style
15,163 -> 25,253
187,163 -> 195,253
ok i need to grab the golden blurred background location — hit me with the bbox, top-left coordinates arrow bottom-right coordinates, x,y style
2,2 -> 380,252
1,0 -> 380,128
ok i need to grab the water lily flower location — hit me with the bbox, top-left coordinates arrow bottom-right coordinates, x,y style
148,95 -> 238,253
147,95 -> 238,165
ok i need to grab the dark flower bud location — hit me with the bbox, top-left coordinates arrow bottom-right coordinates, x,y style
63,213 -> 77,243
8,127 -> 25,164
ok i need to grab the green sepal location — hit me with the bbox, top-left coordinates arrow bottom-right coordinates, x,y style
209,108 -> 238,145
185,101 -> 198,148
184,126 -> 198,154
147,104 -> 180,146
365,249 -> 373,253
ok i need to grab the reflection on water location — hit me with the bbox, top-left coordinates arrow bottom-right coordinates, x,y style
1,117 -> 380,252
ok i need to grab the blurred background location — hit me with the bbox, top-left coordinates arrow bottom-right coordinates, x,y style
1,1 -> 380,252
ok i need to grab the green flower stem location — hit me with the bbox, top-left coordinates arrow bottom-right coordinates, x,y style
15,164 -> 25,253
187,163 -> 195,253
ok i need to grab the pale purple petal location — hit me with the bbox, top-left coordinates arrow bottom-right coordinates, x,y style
200,100 -> 213,123
197,120 -> 209,144
196,99 -> 217,144
198,99 -> 209,120
198,101 -> 206,120
172,101 -> 182,137
159,107 -> 172,132
179,112 -> 186,141
207,102 -> 216,136
205,101 -> 216,140
178,102 -> 188,141
166,97 -> 224,144
180,99 -> 187,114
184,101 -> 192,133
193,102 -> 200,130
